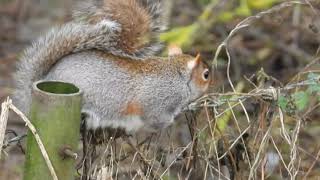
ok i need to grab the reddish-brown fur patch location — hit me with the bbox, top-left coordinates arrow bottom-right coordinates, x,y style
107,0 -> 151,53
122,101 -> 144,116
95,51 -> 191,75
87,0 -> 151,53
168,44 -> 183,56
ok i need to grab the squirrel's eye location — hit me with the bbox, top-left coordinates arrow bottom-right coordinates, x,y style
202,69 -> 210,81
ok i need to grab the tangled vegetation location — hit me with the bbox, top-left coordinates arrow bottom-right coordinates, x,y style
0,0 -> 319,179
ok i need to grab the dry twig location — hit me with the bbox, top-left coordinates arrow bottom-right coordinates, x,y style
0,97 -> 10,158
0,98 -> 58,180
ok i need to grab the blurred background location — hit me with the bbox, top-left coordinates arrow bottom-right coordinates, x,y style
0,0 -> 320,179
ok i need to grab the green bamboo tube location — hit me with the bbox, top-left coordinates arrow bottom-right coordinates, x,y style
24,80 -> 82,180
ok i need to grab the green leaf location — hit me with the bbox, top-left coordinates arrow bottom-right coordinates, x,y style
218,12 -> 235,22
198,0 -> 216,6
278,95 -> 288,111
235,0 -> 251,16
216,82 -> 245,132
307,72 -> 320,80
160,24 -> 198,48
306,73 -> 320,94
307,84 -> 320,94
161,175 -> 177,180
248,0 -> 279,10
292,91 -> 309,111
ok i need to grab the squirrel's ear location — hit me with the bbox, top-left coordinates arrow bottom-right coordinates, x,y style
187,53 -> 201,70
168,44 -> 182,56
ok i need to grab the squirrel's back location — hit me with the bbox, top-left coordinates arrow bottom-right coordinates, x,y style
44,51 -> 194,131
13,0 -> 165,114
13,0 -> 213,132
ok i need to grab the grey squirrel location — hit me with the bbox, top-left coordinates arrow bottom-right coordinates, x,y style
13,0 -> 212,132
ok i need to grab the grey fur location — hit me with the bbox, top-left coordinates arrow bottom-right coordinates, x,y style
73,0 -> 166,32
12,0 -> 207,132
13,0 -> 164,114
72,0 -> 165,57
44,51 -> 202,132
14,21 -> 121,113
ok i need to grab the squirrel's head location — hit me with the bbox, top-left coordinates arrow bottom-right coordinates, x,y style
168,46 -> 212,101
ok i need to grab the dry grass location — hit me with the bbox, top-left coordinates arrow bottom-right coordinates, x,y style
1,0 -> 320,180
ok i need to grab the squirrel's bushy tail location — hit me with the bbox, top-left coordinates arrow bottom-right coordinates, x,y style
73,0 -> 166,57
13,0 -> 165,113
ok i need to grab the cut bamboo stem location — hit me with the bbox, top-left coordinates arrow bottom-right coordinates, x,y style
24,80 -> 82,180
